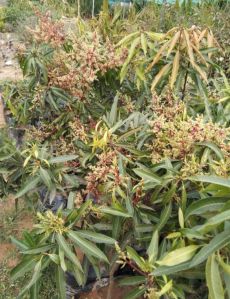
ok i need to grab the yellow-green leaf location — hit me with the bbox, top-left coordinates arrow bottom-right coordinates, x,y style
157,245 -> 199,266
206,255 -> 224,299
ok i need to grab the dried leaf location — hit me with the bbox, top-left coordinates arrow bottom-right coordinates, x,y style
151,64 -> 171,91
147,40 -> 170,71
170,50 -> 180,89
183,29 -> 195,67
167,31 -> 181,57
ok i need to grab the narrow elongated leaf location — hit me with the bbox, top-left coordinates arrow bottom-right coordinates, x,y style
141,33 -> 147,55
184,29 -> 195,66
67,231 -> 109,263
56,234 -> 83,272
11,258 -> 37,281
49,155 -> 77,164
206,255 -> 224,299
190,230 -> 230,267
75,230 -> 115,244
39,167 -> 52,189
18,258 -> 42,296
167,31 -> 180,57
109,94 -> 119,125
153,261 -> 191,276
185,197 -> 227,219
15,177 -> 40,198
147,230 -> 158,264
119,276 -> 146,286
22,244 -> 55,255
170,50 -> 180,89
67,200 -> 92,226
151,64 -> 171,91
59,248 -> 67,272
157,202 -> 172,231
133,168 -> 162,184
199,210 -> 230,232
218,256 -> 230,275
224,274 -> 230,299
56,266 -> 66,299
116,31 -> 139,47
10,236 -> 28,251
126,246 -> 146,270
157,245 -> 199,266
147,40 -> 170,70
100,207 -> 131,218
30,281 -> 39,299
158,280 -> 173,296
197,142 -> 224,160
124,286 -> 146,299
190,175 -> 230,188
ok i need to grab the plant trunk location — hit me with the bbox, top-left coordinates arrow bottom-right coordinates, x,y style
0,94 -> 6,128
77,0 -> 81,18
102,0 -> 109,14
92,0 -> 95,18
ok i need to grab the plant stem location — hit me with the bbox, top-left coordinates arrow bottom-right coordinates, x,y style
0,93 -> 6,128
92,0 -> 95,18
181,62 -> 190,101
77,0 -> 81,18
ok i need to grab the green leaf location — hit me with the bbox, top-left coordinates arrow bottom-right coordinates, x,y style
39,167 -> 52,189
224,273 -> 230,299
21,244 -> 54,255
185,197 -> 228,219
178,208 -> 184,229
133,168 -> 162,185
157,245 -> 200,267
10,236 -> 28,251
126,246 -> 146,270
199,210 -> 230,233
66,200 -> 92,226
49,155 -> 77,164
59,248 -> 67,272
197,142 -> 224,160
67,231 -> 109,263
100,207 -> 131,218
206,255 -> 224,299
162,184 -> 177,204
18,258 -> 42,297
190,230 -> 230,267
30,281 -> 39,299
15,177 -> 40,198
190,175 -> 230,188
119,276 -> 146,286
56,234 -> 83,272
124,286 -> 146,299
156,202 -> 172,231
11,257 -> 37,281
147,230 -> 158,264
153,261 -> 191,276
158,280 -> 173,296
75,230 -> 115,244
56,266 -> 66,299
218,256 -> 230,275
48,254 -> 60,265
109,94 -> 119,125
67,192 -> 76,209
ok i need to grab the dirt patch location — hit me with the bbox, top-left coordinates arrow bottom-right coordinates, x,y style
0,32 -> 23,82
0,243 -> 15,262
80,282 -> 133,299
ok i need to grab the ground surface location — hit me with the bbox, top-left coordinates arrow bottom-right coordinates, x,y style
0,32 -> 22,82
